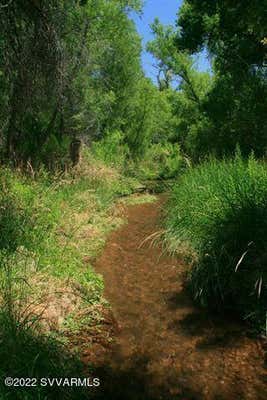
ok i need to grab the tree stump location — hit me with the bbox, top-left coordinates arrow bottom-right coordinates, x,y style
70,139 -> 82,167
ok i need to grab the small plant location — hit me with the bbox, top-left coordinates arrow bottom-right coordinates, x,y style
166,153 -> 267,331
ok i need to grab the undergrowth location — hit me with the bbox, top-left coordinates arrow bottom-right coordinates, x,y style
91,133 -> 185,181
166,153 -> 267,332
0,151 -> 140,399
133,142 -> 185,180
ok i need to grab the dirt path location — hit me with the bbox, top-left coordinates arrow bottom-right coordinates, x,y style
92,198 -> 266,400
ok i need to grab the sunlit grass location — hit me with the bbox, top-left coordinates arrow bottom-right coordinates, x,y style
0,154 -> 139,399
166,153 -> 267,331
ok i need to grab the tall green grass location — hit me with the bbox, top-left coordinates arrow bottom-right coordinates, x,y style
0,156 -> 139,399
0,171 -> 88,399
166,154 -> 267,331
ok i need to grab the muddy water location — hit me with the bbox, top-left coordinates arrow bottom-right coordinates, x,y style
93,199 -> 266,400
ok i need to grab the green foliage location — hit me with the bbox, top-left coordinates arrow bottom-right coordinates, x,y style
147,2 -> 267,159
147,19 -> 214,161
166,154 -> 267,331
39,135 -> 71,170
175,0 -> 267,157
0,169 -> 47,255
0,156 -> 139,283
200,73 -> 267,158
0,0 -> 147,166
0,172 -> 30,253
92,130 -> 129,167
177,0 -> 266,73
137,143 -> 184,180
0,313 -> 89,400
0,160 -> 139,399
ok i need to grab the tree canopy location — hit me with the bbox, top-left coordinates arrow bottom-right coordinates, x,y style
0,0 -> 266,166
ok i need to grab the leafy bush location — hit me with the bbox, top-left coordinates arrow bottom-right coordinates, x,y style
92,135 -> 184,181
92,130 -> 129,168
136,142 -> 184,180
166,154 -> 267,330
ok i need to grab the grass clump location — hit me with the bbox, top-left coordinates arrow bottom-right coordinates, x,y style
166,153 -> 267,331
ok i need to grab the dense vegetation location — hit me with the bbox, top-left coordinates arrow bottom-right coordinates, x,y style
0,154 -> 143,399
159,1 -> 266,331
0,0 -> 266,397
148,2 -> 267,160
166,154 -> 267,330
0,0 -> 180,169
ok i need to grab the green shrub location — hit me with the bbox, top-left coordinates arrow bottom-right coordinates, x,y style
166,153 -> 267,331
92,130 -> 129,168
136,142 -> 184,180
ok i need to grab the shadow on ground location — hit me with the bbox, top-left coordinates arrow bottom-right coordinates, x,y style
93,354 -> 203,400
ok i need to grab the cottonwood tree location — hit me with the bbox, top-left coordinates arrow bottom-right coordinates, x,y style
176,0 -> 267,157
0,0 -> 145,167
